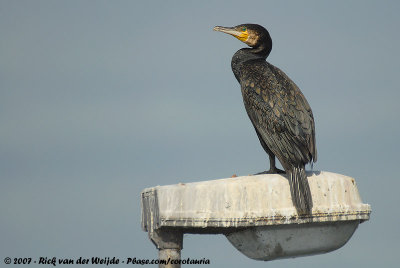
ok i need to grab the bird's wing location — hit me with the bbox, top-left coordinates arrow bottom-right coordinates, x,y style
240,61 -> 317,166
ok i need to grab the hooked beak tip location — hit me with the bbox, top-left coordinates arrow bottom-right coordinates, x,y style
213,26 -> 222,31
213,26 -> 237,35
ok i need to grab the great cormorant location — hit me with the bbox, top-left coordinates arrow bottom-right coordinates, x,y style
214,24 -> 317,214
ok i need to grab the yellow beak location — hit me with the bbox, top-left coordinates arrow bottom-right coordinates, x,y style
213,26 -> 249,42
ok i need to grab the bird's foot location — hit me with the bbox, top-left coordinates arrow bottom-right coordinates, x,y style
255,168 -> 285,175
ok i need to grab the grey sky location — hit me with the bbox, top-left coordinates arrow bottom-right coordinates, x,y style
1,0 -> 399,267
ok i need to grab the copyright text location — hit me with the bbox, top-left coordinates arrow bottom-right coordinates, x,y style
4,257 -> 210,266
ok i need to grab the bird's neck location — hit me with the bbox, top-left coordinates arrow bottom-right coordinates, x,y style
231,47 -> 270,82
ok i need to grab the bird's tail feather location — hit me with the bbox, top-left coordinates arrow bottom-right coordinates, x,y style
288,166 -> 313,214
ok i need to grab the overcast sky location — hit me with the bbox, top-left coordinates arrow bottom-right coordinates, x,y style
1,1 -> 399,267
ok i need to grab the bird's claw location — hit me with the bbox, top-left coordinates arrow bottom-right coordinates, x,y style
255,168 -> 286,175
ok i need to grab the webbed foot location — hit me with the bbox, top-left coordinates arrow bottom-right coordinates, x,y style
255,168 -> 286,175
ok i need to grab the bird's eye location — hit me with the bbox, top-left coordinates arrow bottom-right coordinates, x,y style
242,27 -> 247,32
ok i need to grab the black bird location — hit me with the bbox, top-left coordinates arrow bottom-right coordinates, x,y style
214,24 -> 317,214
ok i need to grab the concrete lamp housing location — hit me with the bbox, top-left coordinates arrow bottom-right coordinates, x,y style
141,171 -> 371,266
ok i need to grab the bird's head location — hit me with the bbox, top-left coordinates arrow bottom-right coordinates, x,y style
213,24 -> 272,56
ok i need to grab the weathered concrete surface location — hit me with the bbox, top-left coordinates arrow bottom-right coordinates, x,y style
141,171 -> 370,231
141,171 -> 371,261
148,229 -> 183,268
